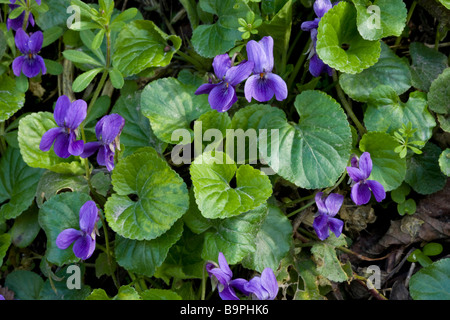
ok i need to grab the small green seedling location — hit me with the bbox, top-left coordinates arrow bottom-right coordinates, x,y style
407,243 -> 443,267
393,122 -> 426,159
238,11 -> 263,40
391,182 -> 416,216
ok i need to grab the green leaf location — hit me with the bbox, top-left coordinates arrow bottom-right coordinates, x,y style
0,148 -> 43,222
350,0 -> 407,40
364,86 -> 436,143
72,68 -> 103,92
311,234 -> 349,282
191,0 -> 251,58
437,0 -> 450,9
4,270 -> 44,300
410,258 -> 450,300
428,68 -> 450,115
359,132 -> 406,191
88,285 -> 141,300
111,91 -> 167,157
140,77 -> 211,144
91,29 -> 105,50
155,227 -> 205,280
63,49 -> 104,67
35,0 -> 71,30
38,192 -> 94,266
194,109 -> 231,154
141,289 -> 182,300
258,90 -> 352,189
42,26 -> 64,48
108,67 -> 124,89
397,198 -> 416,216
390,182 -> 411,203
34,170 -> 90,208
201,203 -> 268,265
339,42 -> 411,102
0,74 -> 25,121
316,1 -> 381,74
9,204 -> 41,248
0,233 -> 11,267
439,149 -> 450,177
294,257 -> 326,300
105,147 -> 189,241
18,112 -> 85,175
405,142 -> 447,195
114,220 -> 184,277
242,204 -> 292,273
112,20 -> 181,77
39,265 -> 91,300
410,42 -> 448,92
43,59 -> 63,76
190,151 -> 272,219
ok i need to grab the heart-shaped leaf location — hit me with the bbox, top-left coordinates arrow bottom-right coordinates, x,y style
112,20 -> 181,76
114,220 -> 184,277
0,74 -> 25,122
359,131 -> 406,191
350,0 -> 407,40
258,90 -> 352,189
0,148 -> 43,222
428,68 -> 450,115
364,86 -> 436,143
339,42 -> 411,102
38,192 -> 94,266
140,77 -> 211,144
316,1 -> 381,74
190,150 -> 272,219
439,149 -> 450,177
18,112 -> 85,175
410,258 -> 450,300
201,203 -> 269,265
105,147 -> 189,240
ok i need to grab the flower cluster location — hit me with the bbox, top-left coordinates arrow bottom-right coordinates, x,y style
39,95 -> 125,172
301,0 -> 334,77
196,36 -> 287,112
206,252 -> 278,300
56,201 -> 99,260
312,152 -> 386,241
8,0 -> 46,78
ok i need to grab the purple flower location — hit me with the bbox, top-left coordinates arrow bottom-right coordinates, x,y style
6,0 -> 39,31
300,0 -> 334,77
232,268 -> 278,300
244,36 -> 288,103
81,114 -> 125,172
56,200 -> 99,260
12,28 -> 46,78
195,54 -> 254,112
313,192 -> 344,241
206,252 -> 241,300
0,294 -> 5,300
39,95 -> 86,158
346,152 -> 386,205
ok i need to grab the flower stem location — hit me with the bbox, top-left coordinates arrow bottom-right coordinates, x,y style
286,200 -> 315,218
22,0 -> 30,30
393,1 -> 417,52
287,38 -> 311,91
332,70 -> 366,137
97,210 -> 119,289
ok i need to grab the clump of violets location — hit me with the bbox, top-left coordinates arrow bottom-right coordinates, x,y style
346,152 -> 386,206
244,36 -> 288,103
81,114 -> 125,172
39,95 -> 86,158
300,0 -> 334,77
12,28 -> 46,78
206,252 -> 279,300
56,201 -> 99,260
6,0 -> 41,31
313,192 -> 344,241
195,54 -> 254,112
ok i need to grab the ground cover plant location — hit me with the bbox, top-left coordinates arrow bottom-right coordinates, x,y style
0,0 -> 449,302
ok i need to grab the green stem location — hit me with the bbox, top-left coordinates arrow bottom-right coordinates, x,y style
287,38 -> 311,91
332,70 -> 366,137
175,50 -> 205,71
98,211 -> 119,289
394,1 -> 417,51
22,0 -> 30,30
0,121 -> 6,155
201,261 -> 207,301
281,193 -> 315,208
286,200 -> 315,218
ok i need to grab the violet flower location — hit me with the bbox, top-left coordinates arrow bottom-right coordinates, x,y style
300,0 -> 334,77
39,95 -> 86,158
195,54 -> 254,112
206,252 -> 240,300
0,295 -> 5,300
81,114 -> 125,172
56,200 -> 99,260
12,28 -> 46,78
232,268 -> 278,300
244,36 -> 288,103
313,192 -> 344,241
346,152 -> 386,206
6,0 -> 40,31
